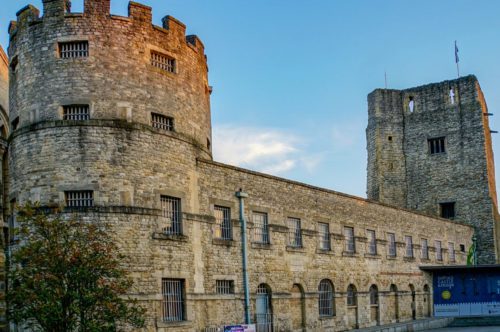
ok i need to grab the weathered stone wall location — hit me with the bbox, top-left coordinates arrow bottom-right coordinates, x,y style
367,76 -> 499,264
193,159 -> 473,331
0,46 -> 7,116
4,1 -> 480,331
8,0 -> 212,155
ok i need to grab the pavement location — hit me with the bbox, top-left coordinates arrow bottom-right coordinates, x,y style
430,327 -> 500,331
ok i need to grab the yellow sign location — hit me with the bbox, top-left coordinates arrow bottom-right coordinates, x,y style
441,290 -> 451,300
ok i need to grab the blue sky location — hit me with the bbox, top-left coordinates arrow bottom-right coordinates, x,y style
2,0 -> 500,198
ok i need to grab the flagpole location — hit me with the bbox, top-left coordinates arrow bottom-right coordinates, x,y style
384,70 -> 387,89
456,61 -> 460,78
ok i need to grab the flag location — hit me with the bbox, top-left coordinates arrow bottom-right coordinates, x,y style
466,241 -> 476,266
455,41 -> 459,63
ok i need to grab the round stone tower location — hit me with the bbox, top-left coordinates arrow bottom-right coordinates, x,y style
8,0 -> 212,209
7,2 -> 213,324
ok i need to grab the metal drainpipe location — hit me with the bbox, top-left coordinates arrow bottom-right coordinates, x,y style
236,188 -> 251,324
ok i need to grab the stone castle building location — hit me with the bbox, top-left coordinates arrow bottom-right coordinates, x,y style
367,78 -> 500,264
0,0 -> 496,331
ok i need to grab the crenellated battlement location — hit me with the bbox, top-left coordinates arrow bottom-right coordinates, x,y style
9,0 -> 206,57
8,0 -> 212,159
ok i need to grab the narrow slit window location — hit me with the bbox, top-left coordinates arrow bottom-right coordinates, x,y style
405,235 -> 413,258
287,217 -> 302,247
318,222 -> 330,250
253,212 -> 269,244
428,137 -> 446,154
436,240 -> 443,261
421,238 -> 429,259
367,229 -> 377,255
449,242 -> 455,262
151,113 -> 174,131
409,96 -> 415,112
387,232 -> 396,257
65,190 -> 93,208
450,88 -> 455,104
63,105 -> 90,121
59,41 -> 89,58
344,226 -> 355,253
151,51 -> 176,73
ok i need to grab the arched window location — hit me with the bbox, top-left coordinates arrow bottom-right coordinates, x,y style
318,279 -> 335,317
369,285 -> 378,305
347,284 -> 357,306
256,284 -> 273,330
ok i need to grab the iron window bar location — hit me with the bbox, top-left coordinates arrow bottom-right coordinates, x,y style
287,217 -> 302,247
151,113 -> 174,131
214,206 -> 231,240
151,51 -> 176,73
162,279 -> 185,322
216,280 -> 234,295
253,212 -> 270,244
161,195 -> 182,235
59,41 -> 89,58
63,105 -> 90,121
65,191 -> 93,208
318,280 -> 334,317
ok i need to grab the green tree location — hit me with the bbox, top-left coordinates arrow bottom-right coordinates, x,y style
7,203 -> 145,331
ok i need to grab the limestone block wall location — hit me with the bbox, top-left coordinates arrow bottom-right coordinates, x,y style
8,0 -> 212,153
367,76 -> 499,264
193,159 -> 473,331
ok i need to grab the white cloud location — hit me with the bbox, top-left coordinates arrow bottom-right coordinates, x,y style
213,125 -> 316,176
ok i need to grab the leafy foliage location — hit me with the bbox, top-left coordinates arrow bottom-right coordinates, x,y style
7,203 -> 145,331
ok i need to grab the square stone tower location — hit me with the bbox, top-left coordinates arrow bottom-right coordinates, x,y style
367,75 -> 500,264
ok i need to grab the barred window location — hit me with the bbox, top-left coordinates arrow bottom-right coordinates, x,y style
436,240 -> 443,261
253,212 -> 269,244
347,284 -> 357,306
63,105 -> 90,121
405,236 -> 414,258
318,222 -> 330,250
65,191 -> 93,208
367,229 -> 377,255
421,239 -> 429,259
369,285 -> 379,305
421,238 -> 429,259
59,41 -> 89,58
214,206 -> 231,240
287,217 -> 302,247
344,226 -> 355,253
318,279 -> 335,317
216,280 -> 234,295
388,233 -> 396,257
151,113 -> 174,131
428,137 -> 446,154
161,195 -> 182,235
448,242 -> 455,262
162,279 -> 185,322
151,51 -> 176,73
